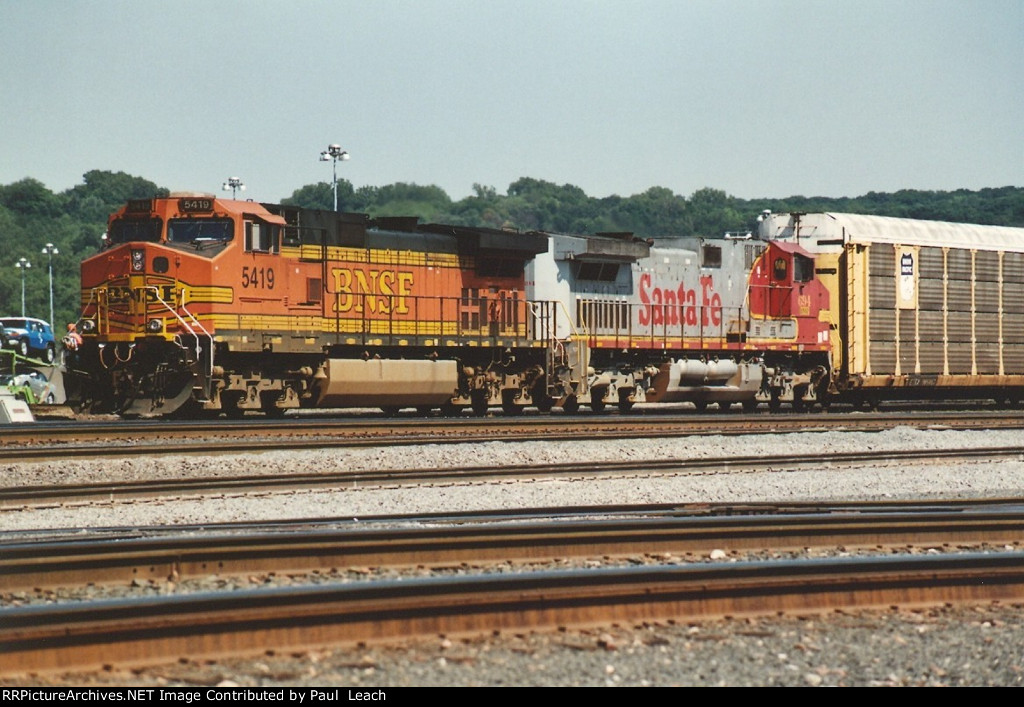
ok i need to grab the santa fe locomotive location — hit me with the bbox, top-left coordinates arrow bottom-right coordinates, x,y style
64,194 -> 1024,417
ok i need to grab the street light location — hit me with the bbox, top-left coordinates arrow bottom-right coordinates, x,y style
319,144 -> 350,211
222,177 -> 245,199
15,257 -> 30,318
42,243 -> 58,327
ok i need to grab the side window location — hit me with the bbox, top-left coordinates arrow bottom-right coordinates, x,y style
793,254 -> 814,282
773,257 -> 788,281
702,245 -> 722,268
245,222 -> 279,253
575,261 -> 620,282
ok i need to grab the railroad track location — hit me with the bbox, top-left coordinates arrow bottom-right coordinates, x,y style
3,445 -> 1022,507
4,410 -> 1023,681
4,500 -> 1024,592
3,409 -> 1023,460
4,547 -> 1024,678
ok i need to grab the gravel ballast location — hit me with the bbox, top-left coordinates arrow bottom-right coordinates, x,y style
3,425 -> 1024,686
4,426 -> 1024,531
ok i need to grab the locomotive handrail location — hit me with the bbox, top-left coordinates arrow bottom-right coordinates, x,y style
86,287 -> 110,335
75,288 -> 98,330
176,299 -> 215,383
144,286 -> 214,381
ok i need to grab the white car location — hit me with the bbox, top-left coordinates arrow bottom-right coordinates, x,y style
0,370 -> 56,404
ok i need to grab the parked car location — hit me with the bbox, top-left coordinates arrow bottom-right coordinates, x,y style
0,370 -> 56,404
0,317 -> 57,363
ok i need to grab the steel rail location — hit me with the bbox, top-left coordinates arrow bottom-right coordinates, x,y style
3,504 -> 1024,592
3,552 -> 1024,677
3,445 -> 1023,506
3,409 -> 1023,454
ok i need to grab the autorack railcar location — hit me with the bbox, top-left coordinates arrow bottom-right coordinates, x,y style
758,211 -> 1024,408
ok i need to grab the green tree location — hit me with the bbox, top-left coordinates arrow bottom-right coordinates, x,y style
0,178 -> 64,218
64,170 -> 167,223
606,187 -> 691,238
282,180 -> 356,212
362,183 -> 453,221
688,187 -> 747,237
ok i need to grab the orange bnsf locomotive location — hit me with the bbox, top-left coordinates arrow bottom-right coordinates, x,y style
67,193 -> 839,417
67,194 -> 562,417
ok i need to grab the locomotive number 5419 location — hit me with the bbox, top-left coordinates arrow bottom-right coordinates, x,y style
242,266 -> 275,289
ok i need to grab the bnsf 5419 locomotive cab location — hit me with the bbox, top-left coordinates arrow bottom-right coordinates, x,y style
72,194 -> 291,415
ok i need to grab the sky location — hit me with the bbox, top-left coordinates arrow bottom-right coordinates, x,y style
1,0 -> 1021,205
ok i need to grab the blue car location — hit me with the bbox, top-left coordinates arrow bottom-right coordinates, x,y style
0,317 -> 57,363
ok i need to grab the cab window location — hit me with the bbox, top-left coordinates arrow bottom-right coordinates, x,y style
109,217 -> 162,244
245,221 -> 279,253
168,218 -> 234,244
793,253 -> 814,282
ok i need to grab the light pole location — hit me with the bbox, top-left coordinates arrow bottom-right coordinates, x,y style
42,243 -> 58,327
319,144 -> 350,211
15,257 -> 30,317
222,177 -> 245,199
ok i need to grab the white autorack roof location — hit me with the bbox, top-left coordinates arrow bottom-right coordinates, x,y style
761,212 -> 1024,253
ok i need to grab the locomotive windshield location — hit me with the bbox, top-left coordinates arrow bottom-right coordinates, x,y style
167,218 -> 234,245
108,217 -> 162,244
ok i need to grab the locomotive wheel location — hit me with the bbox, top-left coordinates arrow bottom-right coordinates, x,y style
617,398 -> 634,413
693,400 -> 708,413
470,391 -> 489,417
742,400 -> 758,413
416,406 -> 434,416
718,401 -> 732,413
531,384 -> 554,413
220,391 -> 246,418
590,398 -> 606,413
562,395 -> 580,414
381,406 -> 401,417
260,391 -> 288,418
501,390 -> 524,416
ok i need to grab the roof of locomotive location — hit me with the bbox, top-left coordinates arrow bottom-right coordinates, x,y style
759,212 -> 1024,253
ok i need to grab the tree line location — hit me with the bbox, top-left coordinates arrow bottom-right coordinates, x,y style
1,169 -> 1021,332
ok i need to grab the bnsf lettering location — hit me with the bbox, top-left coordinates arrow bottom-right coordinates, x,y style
638,273 -> 722,327
332,267 -> 414,315
106,285 -> 176,303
